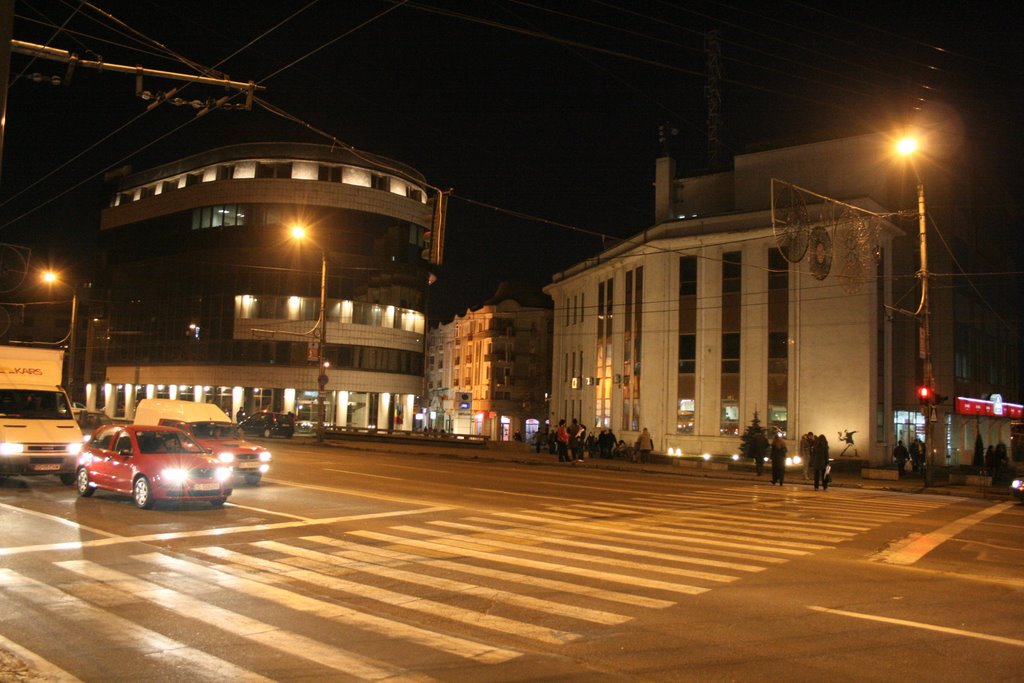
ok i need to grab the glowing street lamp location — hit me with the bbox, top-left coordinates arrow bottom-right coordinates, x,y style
42,270 -> 79,401
291,226 -> 328,444
896,136 -> 935,486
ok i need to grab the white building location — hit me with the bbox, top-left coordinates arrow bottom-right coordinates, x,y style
545,133 -> 1021,466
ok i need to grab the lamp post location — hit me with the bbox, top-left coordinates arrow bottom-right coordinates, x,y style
42,271 -> 78,401
897,137 -> 935,487
291,226 -> 328,444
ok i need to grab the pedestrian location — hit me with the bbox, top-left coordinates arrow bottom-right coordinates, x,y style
547,429 -> 557,454
532,429 -> 545,454
235,407 -> 245,423
636,427 -> 654,464
909,438 -> 922,473
749,429 -> 769,476
994,443 -> 1009,482
810,433 -> 830,490
984,445 -> 995,475
770,433 -> 787,485
598,428 -> 615,459
569,419 -> 586,462
555,420 -> 571,462
893,440 -> 909,477
799,431 -> 814,480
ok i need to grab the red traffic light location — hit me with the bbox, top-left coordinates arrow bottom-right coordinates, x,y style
917,386 -> 932,402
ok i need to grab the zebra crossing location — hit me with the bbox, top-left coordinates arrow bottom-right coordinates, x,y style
0,486 -> 955,680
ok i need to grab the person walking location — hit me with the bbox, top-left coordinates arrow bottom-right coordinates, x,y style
893,440 -> 909,477
570,420 -> 587,462
810,433 -> 830,490
799,431 -> 814,480
635,427 -> 654,464
769,433 -> 787,485
749,429 -> 769,476
555,419 -> 570,462
909,437 -> 922,473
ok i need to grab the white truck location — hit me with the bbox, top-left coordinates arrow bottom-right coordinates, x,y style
0,346 -> 84,485
133,399 -> 271,485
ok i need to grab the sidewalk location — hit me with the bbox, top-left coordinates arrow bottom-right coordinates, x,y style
314,436 -> 1017,502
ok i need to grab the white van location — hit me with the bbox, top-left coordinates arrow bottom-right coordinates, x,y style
0,346 -> 84,485
134,399 -> 271,485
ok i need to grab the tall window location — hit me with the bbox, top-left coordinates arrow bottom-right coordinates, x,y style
621,267 -> 643,432
677,256 -> 697,433
720,252 -> 741,435
595,278 -> 614,428
767,249 -> 788,436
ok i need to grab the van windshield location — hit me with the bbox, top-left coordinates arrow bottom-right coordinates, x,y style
0,390 -> 73,419
191,422 -> 240,439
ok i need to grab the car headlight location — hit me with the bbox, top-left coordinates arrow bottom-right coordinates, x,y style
67,442 -> 83,456
259,450 -> 272,462
161,468 -> 189,484
792,455 -> 802,465
215,467 -> 233,482
0,442 -> 25,456
1012,479 -> 1023,489
217,452 -> 235,464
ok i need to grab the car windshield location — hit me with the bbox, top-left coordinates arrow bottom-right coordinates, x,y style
0,389 -> 73,419
136,430 -> 208,455
191,422 -> 240,439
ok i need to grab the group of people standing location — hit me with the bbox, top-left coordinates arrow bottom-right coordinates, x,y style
797,432 -> 832,490
892,437 -> 925,477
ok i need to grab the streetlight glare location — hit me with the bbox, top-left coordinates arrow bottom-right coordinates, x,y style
42,271 -> 59,284
896,137 -> 918,156
290,225 -> 306,239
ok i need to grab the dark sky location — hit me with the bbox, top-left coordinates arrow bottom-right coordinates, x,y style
2,1 -> 1021,321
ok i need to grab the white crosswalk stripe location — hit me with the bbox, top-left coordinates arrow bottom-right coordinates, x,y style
0,485 -> 960,680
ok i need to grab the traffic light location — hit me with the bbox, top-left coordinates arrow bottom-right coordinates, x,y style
917,385 -> 932,404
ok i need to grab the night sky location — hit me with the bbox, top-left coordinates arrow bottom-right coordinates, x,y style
2,1 -> 1021,321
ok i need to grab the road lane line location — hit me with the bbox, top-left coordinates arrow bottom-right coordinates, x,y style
0,632 -> 82,682
808,605 -> 1024,647
254,538 -> 631,625
142,551 -> 520,664
324,468 -> 406,480
304,535 -> 675,609
191,546 -> 579,646
0,506 -> 449,557
54,560 -> 433,681
870,502 -> 1014,565
0,569 -> 273,682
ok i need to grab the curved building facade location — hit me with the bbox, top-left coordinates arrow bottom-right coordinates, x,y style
87,142 -> 437,430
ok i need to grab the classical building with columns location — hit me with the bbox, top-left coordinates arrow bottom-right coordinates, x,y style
544,133 -> 1020,467
85,142 -> 439,430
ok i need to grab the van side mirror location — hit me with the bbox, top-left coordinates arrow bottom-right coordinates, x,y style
118,448 -> 133,457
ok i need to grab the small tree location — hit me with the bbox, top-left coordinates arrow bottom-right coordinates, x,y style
739,411 -> 766,457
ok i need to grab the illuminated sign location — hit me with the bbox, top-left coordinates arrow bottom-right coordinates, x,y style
955,396 -> 1023,419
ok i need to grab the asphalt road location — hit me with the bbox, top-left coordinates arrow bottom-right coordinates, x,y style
1,439 -> 1022,681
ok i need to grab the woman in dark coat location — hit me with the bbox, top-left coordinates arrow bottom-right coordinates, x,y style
770,434 -> 787,485
810,433 -> 830,490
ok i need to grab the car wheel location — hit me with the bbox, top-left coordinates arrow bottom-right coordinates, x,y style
76,468 -> 94,497
133,476 -> 154,509
209,497 -> 227,508
59,473 -> 76,485
244,473 -> 262,486
262,427 -> 272,438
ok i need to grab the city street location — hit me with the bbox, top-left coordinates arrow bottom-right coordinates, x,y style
1,439 -> 1022,681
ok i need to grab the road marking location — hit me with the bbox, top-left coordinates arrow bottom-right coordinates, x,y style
190,546 -> 579,645
870,502 -> 1014,565
0,631 -> 83,683
0,501 -> 120,537
0,506 -> 449,556
265,478 -> 458,507
54,560 -> 433,681
808,605 -> 1024,648
254,538 -> 631,625
0,569 -> 273,682
305,535 -> 675,609
140,552 -> 520,663
324,468 -> 406,480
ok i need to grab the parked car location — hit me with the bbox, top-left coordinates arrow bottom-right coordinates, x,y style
134,399 -> 272,485
77,410 -> 115,437
238,411 -> 295,439
76,425 -> 234,509
1011,478 -> 1024,503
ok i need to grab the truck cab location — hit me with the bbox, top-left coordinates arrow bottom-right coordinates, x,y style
133,399 -> 271,485
0,346 -> 84,485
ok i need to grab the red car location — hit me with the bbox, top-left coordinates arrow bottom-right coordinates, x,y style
76,425 -> 234,509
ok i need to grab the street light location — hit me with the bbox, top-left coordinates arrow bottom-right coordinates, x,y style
42,271 -> 78,401
291,226 -> 328,444
896,136 -> 935,487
